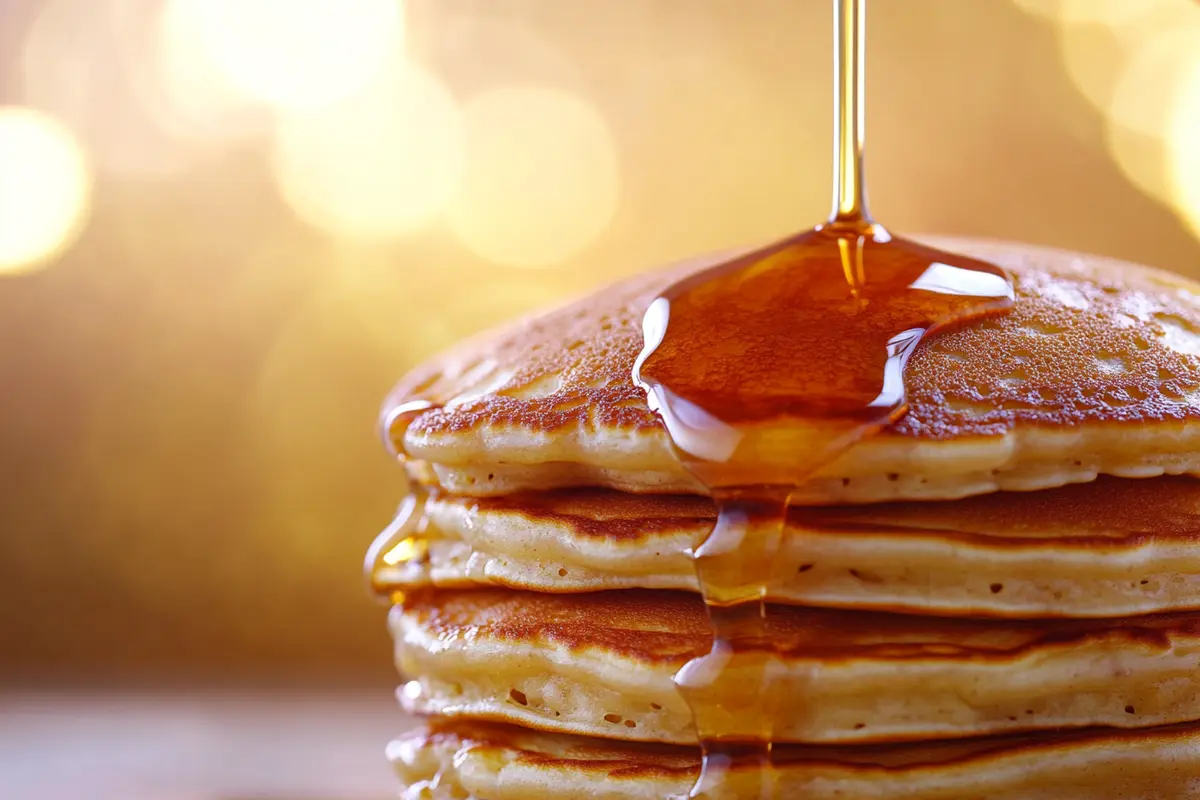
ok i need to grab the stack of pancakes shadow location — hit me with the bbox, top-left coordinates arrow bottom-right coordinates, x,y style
369,238 -> 1200,799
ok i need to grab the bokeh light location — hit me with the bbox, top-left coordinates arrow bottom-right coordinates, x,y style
1104,122 -> 1169,203
1101,25 -> 1200,205
19,0 -> 197,178
1012,0 -> 1171,27
152,0 -> 270,146
446,86 -> 620,269
1055,21 -> 1124,114
1014,0 -> 1200,231
179,0 -> 403,112
272,62 -> 465,240
1039,0 -> 1195,119
418,12 -> 584,96
0,107 -> 92,275
1008,0 -> 1063,20
9,0 -> 1200,703
1055,0 -> 1155,27
1106,30 -> 1200,140
1168,58 -> 1200,237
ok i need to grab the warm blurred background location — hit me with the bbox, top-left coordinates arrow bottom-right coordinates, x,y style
2,0 -> 1200,792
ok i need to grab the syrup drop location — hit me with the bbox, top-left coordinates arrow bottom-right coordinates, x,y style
635,1 -> 1015,796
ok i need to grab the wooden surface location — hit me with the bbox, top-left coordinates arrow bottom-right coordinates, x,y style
1,688 -> 412,800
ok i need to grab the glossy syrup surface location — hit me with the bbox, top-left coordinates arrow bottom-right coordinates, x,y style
365,488 -> 431,605
633,1 -> 1015,797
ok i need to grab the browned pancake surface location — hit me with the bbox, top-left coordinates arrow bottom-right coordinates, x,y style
404,718 -> 1200,774
400,588 -> 1198,664
391,720 -> 1200,800
386,239 -> 1200,449
450,474 -> 1200,548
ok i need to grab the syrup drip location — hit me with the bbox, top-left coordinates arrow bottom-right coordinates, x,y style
634,1 -> 1015,796
380,398 -> 440,460
368,396 -> 441,603
364,489 -> 432,604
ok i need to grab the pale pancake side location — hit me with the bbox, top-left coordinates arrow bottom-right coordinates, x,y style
384,238 -> 1200,503
390,589 -> 1200,745
373,476 -> 1200,618
390,720 -> 1200,800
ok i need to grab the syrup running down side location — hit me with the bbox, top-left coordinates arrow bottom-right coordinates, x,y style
365,489 -> 431,605
368,401 -> 439,604
633,1 -> 1015,797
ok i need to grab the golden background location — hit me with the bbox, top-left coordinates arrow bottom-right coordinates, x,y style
3,0 -> 1200,682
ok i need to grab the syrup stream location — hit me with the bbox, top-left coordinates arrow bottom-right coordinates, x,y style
634,2 -> 1014,797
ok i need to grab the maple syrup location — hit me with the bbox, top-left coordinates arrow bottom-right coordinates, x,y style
367,397 -> 440,603
633,0 -> 1015,796
364,488 -> 431,605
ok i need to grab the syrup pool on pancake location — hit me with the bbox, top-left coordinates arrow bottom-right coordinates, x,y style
632,0 -> 1014,795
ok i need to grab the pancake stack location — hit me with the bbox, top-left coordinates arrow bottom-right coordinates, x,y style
369,238 -> 1200,798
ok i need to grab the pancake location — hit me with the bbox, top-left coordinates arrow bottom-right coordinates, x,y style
382,238 -> 1200,503
373,475 -> 1200,618
390,588 -> 1200,745
390,720 -> 1200,800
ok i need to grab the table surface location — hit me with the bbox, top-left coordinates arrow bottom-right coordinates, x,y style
1,688 -> 413,800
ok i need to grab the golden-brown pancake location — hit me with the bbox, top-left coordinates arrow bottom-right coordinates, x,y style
390,589 -> 1200,745
373,475 -> 1200,618
390,720 -> 1200,800
383,238 -> 1200,503
374,236 -> 1200,797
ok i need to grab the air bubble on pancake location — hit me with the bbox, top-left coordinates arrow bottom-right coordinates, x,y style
1095,353 -> 1131,374
1041,282 -> 1090,311
1036,387 -> 1058,402
446,355 -> 487,382
1161,383 -> 1200,405
507,372 -> 567,400
945,397 -> 992,418
446,365 -> 514,408
1019,320 -> 1067,336
998,369 -> 1027,389
1155,313 -> 1200,357
927,338 -> 971,362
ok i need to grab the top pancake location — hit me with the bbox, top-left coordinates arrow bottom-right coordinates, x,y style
384,238 -> 1200,502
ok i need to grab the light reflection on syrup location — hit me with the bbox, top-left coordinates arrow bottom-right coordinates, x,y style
365,489 -> 431,604
635,1 -> 1015,796
370,396 -> 440,603
380,398 -> 439,459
